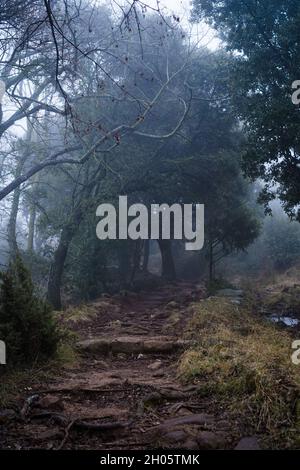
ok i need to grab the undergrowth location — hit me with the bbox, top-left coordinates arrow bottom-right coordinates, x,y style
178,297 -> 300,448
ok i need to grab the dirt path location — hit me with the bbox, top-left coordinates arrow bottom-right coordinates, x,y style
0,282 -> 244,450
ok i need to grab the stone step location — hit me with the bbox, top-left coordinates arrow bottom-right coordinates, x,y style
215,288 -> 244,298
147,413 -> 228,449
77,335 -> 192,355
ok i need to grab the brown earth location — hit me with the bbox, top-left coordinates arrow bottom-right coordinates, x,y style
0,282 -> 258,450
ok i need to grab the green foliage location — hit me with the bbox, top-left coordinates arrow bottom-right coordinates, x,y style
192,0 -> 300,220
0,256 -> 59,366
65,222 -> 109,300
27,14 -> 261,299
179,152 -> 261,277
262,211 -> 300,270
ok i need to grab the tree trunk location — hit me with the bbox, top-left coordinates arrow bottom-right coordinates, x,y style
130,240 -> 143,284
7,184 -> 21,257
209,240 -> 213,283
47,163 -> 104,309
142,239 -> 150,272
7,154 -> 27,258
27,204 -> 36,251
47,226 -> 73,310
157,239 -> 176,281
47,208 -> 83,309
7,121 -> 33,258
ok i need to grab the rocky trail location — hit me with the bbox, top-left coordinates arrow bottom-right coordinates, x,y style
0,282 -> 258,450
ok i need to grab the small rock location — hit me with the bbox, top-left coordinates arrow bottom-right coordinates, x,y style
216,420 -> 232,430
235,436 -> 260,450
175,407 -> 194,416
216,289 -> 244,298
197,430 -> 227,449
182,439 -> 199,450
38,396 -> 64,411
148,360 -> 162,371
108,320 -> 122,329
117,353 -> 127,359
153,371 -> 165,377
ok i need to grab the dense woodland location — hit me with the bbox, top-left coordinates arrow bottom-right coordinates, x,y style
0,0 -> 300,452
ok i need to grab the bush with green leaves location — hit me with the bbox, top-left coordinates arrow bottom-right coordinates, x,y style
0,256 -> 59,366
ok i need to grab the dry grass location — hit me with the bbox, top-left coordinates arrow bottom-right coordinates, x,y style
60,298 -> 121,327
261,286 -> 300,314
61,304 -> 99,324
0,339 -> 78,407
178,297 -> 300,447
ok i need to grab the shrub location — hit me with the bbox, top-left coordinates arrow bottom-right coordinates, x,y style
0,255 -> 60,366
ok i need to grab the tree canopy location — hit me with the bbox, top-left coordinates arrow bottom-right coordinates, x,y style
192,0 -> 300,219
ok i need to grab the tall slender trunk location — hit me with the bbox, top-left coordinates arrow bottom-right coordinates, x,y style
47,226 -> 73,310
209,239 -> 214,283
7,120 -> 33,258
142,239 -> 150,272
7,185 -> 21,257
47,169 -> 103,309
157,239 -> 176,281
47,207 -> 83,309
130,240 -> 143,284
27,204 -> 36,251
7,156 -> 26,258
